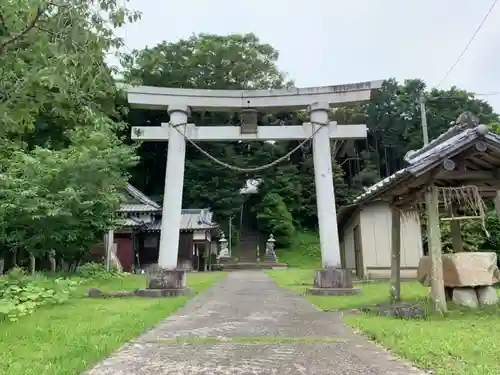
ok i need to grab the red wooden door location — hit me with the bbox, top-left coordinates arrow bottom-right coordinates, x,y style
115,236 -> 133,272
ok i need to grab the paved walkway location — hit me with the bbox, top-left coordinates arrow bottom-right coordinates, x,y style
84,271 -> 427,375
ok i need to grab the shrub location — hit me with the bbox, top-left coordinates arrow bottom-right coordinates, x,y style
77,262 -> 123,280
0,267 -> 78,322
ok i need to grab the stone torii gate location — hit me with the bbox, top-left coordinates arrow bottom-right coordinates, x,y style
128,81 -> 382,295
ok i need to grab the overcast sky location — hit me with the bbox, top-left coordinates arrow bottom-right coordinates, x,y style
114,0 -> 500,111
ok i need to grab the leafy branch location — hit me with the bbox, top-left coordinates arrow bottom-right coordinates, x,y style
0,7 -> 44,53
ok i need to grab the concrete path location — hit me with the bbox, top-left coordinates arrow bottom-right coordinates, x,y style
84,271 -> 427,375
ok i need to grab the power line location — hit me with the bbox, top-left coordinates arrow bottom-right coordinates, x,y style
435,0 -> 498,88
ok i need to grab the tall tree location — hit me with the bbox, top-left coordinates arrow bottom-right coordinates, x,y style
122,33 -> 293,221
0,0 -> 140,139
0,0 -> 140,270
363,79 -> 498,175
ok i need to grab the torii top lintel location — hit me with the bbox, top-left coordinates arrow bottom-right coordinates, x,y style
127,80 -> 383,112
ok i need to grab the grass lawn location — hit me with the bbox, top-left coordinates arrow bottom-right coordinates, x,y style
266,268 -> 428,310
267,268 -> 500,375
276,232 -> 322,269
0,272 -> 226,375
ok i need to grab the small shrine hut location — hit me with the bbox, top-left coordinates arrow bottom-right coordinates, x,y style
350,119 -> 500,312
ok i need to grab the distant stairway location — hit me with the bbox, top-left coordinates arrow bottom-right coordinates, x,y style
219,226 -> 287,271
237,227 -> 259,262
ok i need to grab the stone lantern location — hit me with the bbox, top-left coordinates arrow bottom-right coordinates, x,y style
263,234 -> 278,263
217,232 -> 230,260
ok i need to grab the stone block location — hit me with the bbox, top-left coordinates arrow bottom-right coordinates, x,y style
452,287 -> 479,308
417,252 -> 500,287
147,268 -> 187,290
476,285 -> 499,306
107,290 -> 137,298
88,288 -> 102,298
306,287 -> 361,296
306,268 -> 360,296
88,288 -> 138,298
365,303 -> 427,319
135,288 -> 193,297
313,268 -> 353,289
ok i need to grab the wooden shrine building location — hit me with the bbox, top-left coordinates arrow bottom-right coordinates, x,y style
93,185 -> 220,272
339,117 -> 500,311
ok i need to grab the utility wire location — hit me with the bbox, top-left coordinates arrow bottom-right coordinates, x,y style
435,0 -> 498,88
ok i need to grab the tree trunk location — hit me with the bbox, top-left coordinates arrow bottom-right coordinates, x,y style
74,258 -> 81,273
49,251 -> 56,272
60,258 -> 67,272
12,249 -> 17,267
29,254 -> 36,276
0,257 -> 4,275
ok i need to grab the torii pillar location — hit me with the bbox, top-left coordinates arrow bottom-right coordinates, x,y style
128,81 -> 381,295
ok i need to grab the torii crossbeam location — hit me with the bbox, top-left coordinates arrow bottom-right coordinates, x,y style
128,81 -> 382,293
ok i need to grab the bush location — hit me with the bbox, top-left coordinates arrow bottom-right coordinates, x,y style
277,231 -> 322,269
0,267 -> 78,322
77,262 -> 123,280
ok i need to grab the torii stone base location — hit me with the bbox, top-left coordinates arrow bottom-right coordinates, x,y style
144,268 -> 191,297
306,268 -> 361,296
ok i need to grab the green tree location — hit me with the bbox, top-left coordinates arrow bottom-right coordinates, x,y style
0,0 -> 140,270
256,193 -> 295,247
122,33 -> 293,221
122,33 -> 290,90
0,0 -> 140,138
364,79 -> 498,175
0,126 -> 137,273
351,150 -> 381,188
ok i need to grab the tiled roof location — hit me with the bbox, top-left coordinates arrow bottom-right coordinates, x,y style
351,125 -> 495,205
404,111 -> 479,163
119,184 -> 160,213
121,216 -> 145,227
120,203 -> 159,213
338,125 -> 497,232
118,185 -> 218,232
404,125 -> 463,163
145,209 -> 217,232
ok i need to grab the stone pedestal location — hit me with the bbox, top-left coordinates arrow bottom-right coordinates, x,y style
306,268 -> 361,296
263,252 -> 278,264
139,268 -> 191,297
218,257 -> 233,266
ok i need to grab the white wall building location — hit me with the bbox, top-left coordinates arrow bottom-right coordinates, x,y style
338,200 -> 423,279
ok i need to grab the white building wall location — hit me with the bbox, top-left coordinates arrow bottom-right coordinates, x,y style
340,215 -> 358,270
340,201 -> 423,278
359,203 -> 391,268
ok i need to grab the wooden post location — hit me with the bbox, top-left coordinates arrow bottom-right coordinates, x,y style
450,220 -> 463,253
204,243 -> 208,272
494,191 -> 500,215
105,229 -> 114,272
390,205 -> 401,302
427,186 -> 447,313
207,242 -> 212,271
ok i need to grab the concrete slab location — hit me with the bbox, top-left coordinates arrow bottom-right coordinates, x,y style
83,271 -> 428,375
